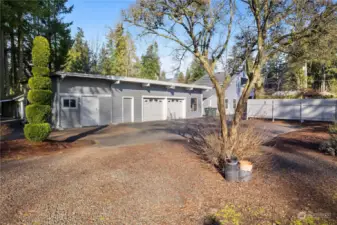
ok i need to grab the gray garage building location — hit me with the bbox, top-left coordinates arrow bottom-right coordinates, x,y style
51,72 -> 211,129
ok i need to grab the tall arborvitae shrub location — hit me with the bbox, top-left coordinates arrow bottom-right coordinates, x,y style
24,36 -> 52,142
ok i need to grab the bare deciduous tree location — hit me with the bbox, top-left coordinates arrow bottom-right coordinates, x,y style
123,0 -> 337,158
124,0 -> 234,153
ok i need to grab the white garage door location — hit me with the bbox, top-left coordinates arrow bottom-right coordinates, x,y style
81,96 -> 99,126
167,98 -> 185,119
143,97 -> 165,122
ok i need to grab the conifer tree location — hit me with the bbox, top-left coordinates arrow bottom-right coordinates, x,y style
24,36 -> 52,142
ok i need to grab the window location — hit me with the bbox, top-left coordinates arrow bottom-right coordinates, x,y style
225,99 -> 228,109
62,98 -> 77,109
233,99 -> 237,109
190,98 -> 197,112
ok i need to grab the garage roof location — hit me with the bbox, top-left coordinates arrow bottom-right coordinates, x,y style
54,72 -> 212,90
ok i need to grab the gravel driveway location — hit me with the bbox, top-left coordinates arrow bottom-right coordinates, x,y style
2,119 -> 324,225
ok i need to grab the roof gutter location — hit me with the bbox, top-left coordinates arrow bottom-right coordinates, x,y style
54,72 -> 212,90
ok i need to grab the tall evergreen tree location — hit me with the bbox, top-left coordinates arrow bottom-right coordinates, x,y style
99,24 -> 138,76
97,44 -> 111,75
112,23 -> 128,75
159,71 -> 166,81
185,69 -> 191,83
0,0 -> 73,98
176,72 -> 185,83
64,28 -> 90,73
188,58 -> 206,82
140,42 -> 161,80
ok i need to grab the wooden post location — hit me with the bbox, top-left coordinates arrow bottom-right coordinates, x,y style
300,100 -> 303,123
335,100 -> 337,122
271,100 -> 275,122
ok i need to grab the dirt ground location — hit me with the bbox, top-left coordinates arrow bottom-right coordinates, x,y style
0,124 -> 138,162
1,122 -> 337,224
0,139 -> 93,162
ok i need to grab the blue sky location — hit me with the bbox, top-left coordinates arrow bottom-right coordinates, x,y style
64,0 -> 246,78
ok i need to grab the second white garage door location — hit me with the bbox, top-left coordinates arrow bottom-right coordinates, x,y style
167,98 -> 185,119
143,97 -> 165,122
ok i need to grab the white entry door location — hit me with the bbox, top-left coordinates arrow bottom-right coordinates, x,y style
123,97 -> 134,123
81,96 -> 99,126
167,98 -> 185,119
143,97 -> 165,122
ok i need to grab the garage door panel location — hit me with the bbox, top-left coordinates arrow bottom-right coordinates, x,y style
143,98 -> 164,122
167,98 -> 184,119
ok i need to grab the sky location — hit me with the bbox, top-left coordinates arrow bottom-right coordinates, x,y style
64,0 -> 247,78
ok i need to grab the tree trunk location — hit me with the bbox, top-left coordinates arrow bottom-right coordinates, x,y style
303,62 -> 308,89
199,57 -> 228,153
321,66 -> 326,92
0,27 -> 5,99
10,31 -> 17,88
18,21 -> 24,83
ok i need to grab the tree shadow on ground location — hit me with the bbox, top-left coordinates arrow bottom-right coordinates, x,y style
63,125 -> 108,142
255,145 -> 337,219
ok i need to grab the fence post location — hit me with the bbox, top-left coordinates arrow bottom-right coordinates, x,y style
300,100 -> 303,123
335,100 -> 337,122
246,100 -> 249,120
271,100 -> 275,122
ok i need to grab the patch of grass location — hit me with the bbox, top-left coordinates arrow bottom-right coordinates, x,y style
290,215 -> 330,225
0,124 -> 12,137
214,204 -> 242,225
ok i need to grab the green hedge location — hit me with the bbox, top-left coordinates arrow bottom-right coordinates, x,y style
28,77 -> 52,90
24,123 -> 51,142
32,36 -> 50,67
26,105 -> 51,124
32,66 -> 50,77
28,90 -> 52,105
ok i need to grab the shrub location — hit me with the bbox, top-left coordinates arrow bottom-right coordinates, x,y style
26,105 -> 51,124
32,66 -> 50,77
28,77 -> 52,90
186,118 -> 263,169
27,90 -> 52,105
328,122 -> 337,135
24,123 -> 51,142
25,36 -> 51,142
319,122 -> 337,157
32,36 -> 50,67
319,139 -> 336,156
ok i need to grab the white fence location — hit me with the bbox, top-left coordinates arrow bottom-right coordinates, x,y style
247,99 -> 337,122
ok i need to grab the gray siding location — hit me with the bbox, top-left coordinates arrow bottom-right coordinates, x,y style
51,76 -> 204,129
111,83 -> 203,124
57,77 -> 112,128
203,75 -> 243,115
59,77 -> 111,95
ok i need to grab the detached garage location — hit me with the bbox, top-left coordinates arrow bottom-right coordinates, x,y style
51,72 -> 211,129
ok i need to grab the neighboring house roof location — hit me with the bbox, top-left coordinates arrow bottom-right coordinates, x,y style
53,72 -> 212,90
194,72 -> 228,86
0,94 -> 25,103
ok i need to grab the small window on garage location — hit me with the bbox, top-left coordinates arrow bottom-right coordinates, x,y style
225,99 -> 228,109
62,98 -> 77,109
191,98 -> 198,112
233,99 -> 237,109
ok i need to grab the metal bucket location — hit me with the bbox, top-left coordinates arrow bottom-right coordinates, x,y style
224,161 -> 239,182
